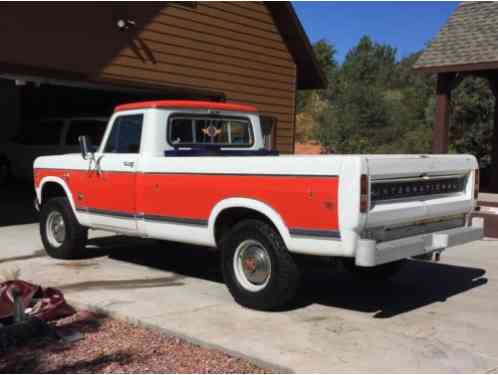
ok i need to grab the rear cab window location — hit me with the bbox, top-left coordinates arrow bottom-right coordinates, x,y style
167,114 -> 254,148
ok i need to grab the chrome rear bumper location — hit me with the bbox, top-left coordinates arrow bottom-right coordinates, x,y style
355,217 -> 484,267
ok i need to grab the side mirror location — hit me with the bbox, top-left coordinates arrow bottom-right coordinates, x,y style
78,135 -> 93,160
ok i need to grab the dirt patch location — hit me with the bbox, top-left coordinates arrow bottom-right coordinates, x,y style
0,310 -> 271,373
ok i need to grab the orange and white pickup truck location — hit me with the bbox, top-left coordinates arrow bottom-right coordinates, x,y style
34,100 -> 483,310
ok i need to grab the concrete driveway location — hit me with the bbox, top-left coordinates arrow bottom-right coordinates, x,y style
1,219 -> 497,372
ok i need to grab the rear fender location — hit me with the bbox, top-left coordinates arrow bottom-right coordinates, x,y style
208,198 -> 290,248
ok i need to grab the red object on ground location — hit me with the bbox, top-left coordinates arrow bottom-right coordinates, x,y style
0,280 -> 74,321
114,100 -> 258,113
29,287 -> 75,321
0,280 -> 40,320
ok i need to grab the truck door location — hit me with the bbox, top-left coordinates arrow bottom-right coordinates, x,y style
84,113 -> 144,233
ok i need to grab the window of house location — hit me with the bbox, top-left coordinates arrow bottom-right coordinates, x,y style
104,114 -> 143,153
168,115 -> 253,147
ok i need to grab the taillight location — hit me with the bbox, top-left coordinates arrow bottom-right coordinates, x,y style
360,174 -> 369,213
474,169 -> 480,200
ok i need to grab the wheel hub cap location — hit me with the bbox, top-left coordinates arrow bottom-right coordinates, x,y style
47,211 -> 66,246
238,241 -> 271,285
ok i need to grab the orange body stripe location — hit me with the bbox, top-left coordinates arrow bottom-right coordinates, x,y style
35,169 -> 339,231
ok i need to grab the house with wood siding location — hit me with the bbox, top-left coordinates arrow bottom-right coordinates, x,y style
0,2 -> 325,153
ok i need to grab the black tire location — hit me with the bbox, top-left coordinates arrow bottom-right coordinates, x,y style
40,197 -> 88,259
342,259 -> 405,282
221,219 -> 300,310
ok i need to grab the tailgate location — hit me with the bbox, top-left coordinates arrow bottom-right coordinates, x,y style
365,155 -> 478,231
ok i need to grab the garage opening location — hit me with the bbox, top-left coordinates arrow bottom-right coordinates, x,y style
0,77 -> 223,227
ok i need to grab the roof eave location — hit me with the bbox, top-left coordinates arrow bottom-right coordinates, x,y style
265,2 -> 327,90
413,60 -> 498,74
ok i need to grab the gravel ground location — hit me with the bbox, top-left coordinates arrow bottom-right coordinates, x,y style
0,311 -> 272,373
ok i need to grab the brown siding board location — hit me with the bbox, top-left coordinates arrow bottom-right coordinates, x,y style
168,3 -> 279,34
99,66 -> 294,106
112,55 -> 293,94
99,71 -> 295,112
154,14 -> 288,52
135,37 -> 295,76
143,24 -> 292,62
230,2 -> 271,16
159,6 -> 282,43
204,3 -> 277,27
140,30 -> 294,70
205,2 -> 274,22
157,8 -> 283,43
119,48 -> 294,84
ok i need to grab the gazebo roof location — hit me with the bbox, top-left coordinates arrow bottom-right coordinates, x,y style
414,2 -> 498,73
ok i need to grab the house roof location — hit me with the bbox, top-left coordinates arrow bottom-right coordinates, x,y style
266,2 -> 327,89
414,2 -> 498,73
115,100 -> 258,113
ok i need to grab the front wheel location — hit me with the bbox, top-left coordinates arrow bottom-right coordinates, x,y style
40,197 -> 88,259
221,219 -> 300,310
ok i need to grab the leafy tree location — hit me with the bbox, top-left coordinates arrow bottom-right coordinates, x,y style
449,76 -> 494,161
340,36 -> 397,88
315,36 -> 400,153
298,34 -> 494,164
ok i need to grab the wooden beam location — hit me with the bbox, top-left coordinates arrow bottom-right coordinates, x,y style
432,73 -> 455,154
488,75 -> 498,192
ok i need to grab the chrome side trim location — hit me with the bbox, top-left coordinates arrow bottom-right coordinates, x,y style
142,214 -> 207,226
289,228 -> 341,239
76,207 -> 208,226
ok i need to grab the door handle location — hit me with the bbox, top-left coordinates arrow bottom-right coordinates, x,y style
123,161 -> 135,168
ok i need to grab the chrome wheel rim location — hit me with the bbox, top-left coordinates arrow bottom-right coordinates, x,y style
46,211 -> 66,247
233,239 -> 271,292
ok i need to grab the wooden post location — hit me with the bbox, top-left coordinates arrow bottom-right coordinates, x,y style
432,73 -> 455,154
488,75 -> 498,192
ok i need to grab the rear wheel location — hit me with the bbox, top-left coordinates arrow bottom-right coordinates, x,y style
221,219 -> 300,310
40,197 -> 87,259
342,259 -> 405,281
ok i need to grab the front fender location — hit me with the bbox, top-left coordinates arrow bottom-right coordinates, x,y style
38,177 -> 76,210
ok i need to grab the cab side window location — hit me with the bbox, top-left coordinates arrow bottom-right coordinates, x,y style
104,114 -> 143,154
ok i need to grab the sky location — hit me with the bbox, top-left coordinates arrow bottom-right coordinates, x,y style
293,1 -> 458,63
